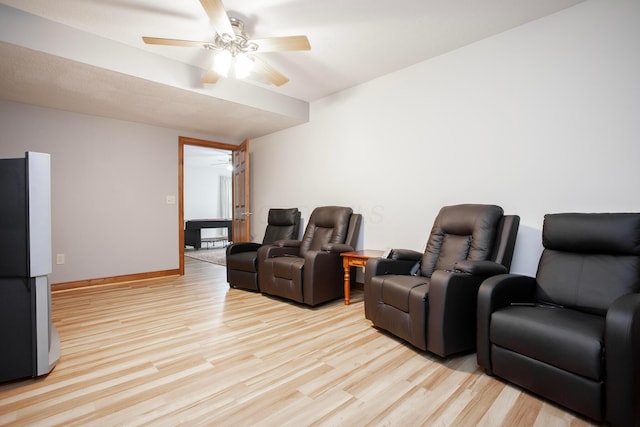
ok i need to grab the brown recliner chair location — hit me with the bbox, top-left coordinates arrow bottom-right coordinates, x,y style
225,208 -> 300,291
259,206 -> 362,306
477,213 -> 640,425
364,204 -> 519,357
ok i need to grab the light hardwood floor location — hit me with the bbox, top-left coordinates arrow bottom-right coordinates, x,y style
0,258 -> 599,426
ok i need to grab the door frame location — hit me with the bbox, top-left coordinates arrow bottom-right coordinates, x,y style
178,136 -> 245,275
232,139 -> 251,246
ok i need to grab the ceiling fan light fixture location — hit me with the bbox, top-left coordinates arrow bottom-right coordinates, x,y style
234,54 -> 254,79
213,50 -> 253,79
213,50 -> 232,77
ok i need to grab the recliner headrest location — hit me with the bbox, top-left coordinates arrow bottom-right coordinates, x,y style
300,206 -> 353,253
435,204 -> 504,259
268,208 -> 300,226
543,213 -> 640,255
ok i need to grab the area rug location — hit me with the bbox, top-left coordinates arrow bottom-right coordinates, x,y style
184,247 -> 226,266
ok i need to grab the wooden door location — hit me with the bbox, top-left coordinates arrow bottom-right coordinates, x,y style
232,139 -> 250,243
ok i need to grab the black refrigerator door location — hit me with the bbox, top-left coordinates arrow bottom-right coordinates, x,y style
0,278 -> 35,382
0,158 -> 29,277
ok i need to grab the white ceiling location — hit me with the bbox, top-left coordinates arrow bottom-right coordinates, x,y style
0,0 -> 585,142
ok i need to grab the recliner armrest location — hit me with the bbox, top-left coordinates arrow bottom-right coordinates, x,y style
321,243 -> 353,253
453,260 -> 508,276
226,242 -> 261,256
274,239 -> 302,248
260,244 -> 300,259
365,258 -> 418,279
476,274 -> 537,372
605,293 -> 640,427
390,248 -> 422,262
362,249 -> 422,279
477,274 -> 538,310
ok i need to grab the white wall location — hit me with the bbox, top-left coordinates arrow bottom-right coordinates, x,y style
184,163 -> 231,238
0,100 -> 228,284
1,0 -> 638,284
184,165 -> 221,220
251,0 -> 640,276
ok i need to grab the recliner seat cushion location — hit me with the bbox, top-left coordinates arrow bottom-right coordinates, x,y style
490,306 -> 605,380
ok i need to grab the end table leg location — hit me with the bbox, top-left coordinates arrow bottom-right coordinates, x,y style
343,258 -> 350,305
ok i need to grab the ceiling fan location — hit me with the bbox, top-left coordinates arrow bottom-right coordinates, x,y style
142,0 -> 311,86
210,156 -> 233,170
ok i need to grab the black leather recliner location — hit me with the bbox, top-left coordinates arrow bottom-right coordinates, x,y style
364,204 -> 519,357
477,213 -> 640,426
225,208 -> 300,291
259,206 -> 362,306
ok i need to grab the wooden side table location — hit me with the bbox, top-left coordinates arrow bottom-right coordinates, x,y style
340,250 -> 385,305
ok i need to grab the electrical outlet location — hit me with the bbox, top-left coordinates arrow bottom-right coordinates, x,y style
56,254 -> 65,265
166,195 -> 176,205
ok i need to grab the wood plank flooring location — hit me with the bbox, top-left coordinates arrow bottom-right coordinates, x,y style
0,258 -> 599,426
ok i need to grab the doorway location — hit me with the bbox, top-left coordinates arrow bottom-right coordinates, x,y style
178,136 -> 247,275
184,145 -> 232,246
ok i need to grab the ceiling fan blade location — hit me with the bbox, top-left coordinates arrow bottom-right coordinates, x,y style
252,35 -> 311,53
201,69 -> 220,84
199,0 -> 234,38
142,37 -> 209,48
250,56 -> 289,87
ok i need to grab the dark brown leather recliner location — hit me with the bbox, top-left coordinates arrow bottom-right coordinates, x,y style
259,206 -> 362,306
225,208 -> 300,291
477,213 -> 640,426
364,204 -> 519,357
